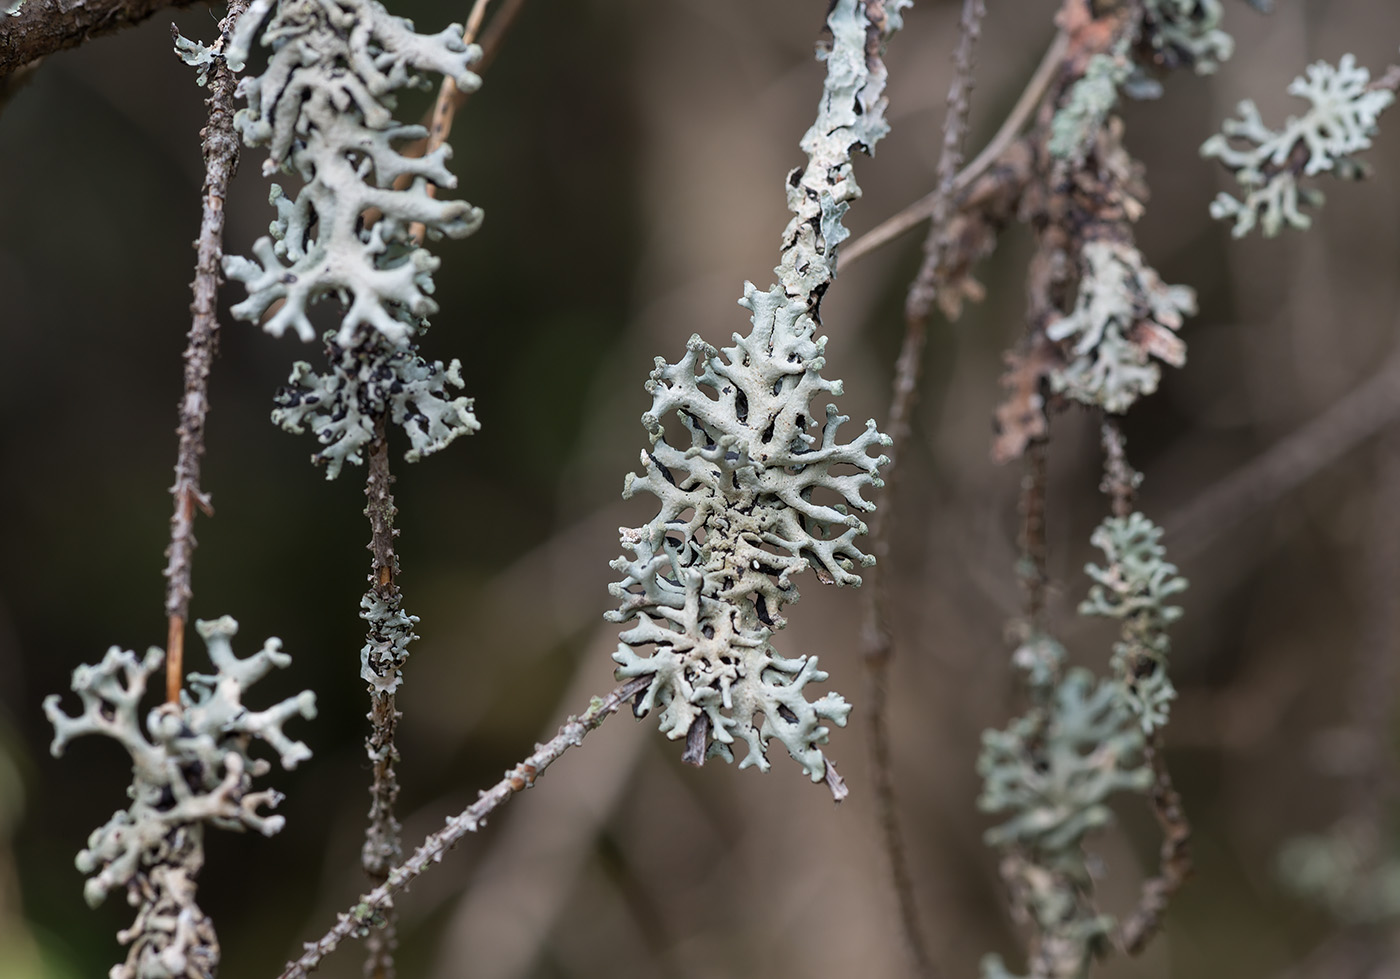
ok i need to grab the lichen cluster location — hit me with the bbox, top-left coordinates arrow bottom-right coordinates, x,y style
44,617 -> 315,979
1202,53 -> 1396,237
1047,240 -> 1194,415
224,0 -> 483,474
608,0 -> 902,787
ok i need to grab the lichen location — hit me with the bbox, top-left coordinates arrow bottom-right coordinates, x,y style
1138,0 -> 1234,75
223,0 -> 483,345
1201,53 -> 1395,237
608,0 -> 902,786
44,617 -> 315,979
1047,240 -> 1194,415
271,331 -> 479,479
1050,54 -> 1129,163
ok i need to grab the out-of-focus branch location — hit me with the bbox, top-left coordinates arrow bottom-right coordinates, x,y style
0,0 -> 199,78
842,30 -> 1067,269
859,3 -> 985,976
276,677 -> 649,979
1116,733 -> 1192,954
163,0 -> 246,704
409,0 -> 527,243
1165,350 -> 1400,560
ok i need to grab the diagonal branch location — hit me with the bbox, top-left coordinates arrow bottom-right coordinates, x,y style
0,0 -> 200,79
276,677 -> 649,979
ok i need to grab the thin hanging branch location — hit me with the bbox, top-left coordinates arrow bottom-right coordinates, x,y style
0,0 -> 199,79
410,0 -> 528,244
361,419 -> 405,979
163,0 -> 248,704
276,676 -> 649,979
859,1 -> 985,974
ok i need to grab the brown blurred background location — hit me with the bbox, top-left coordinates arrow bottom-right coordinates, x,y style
2,0 -> 1399,976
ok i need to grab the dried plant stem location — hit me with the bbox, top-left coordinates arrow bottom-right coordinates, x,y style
162,0 -> 247,704
1098,418 -> 1137,519
1018,440 -> 1050,623
842,30 -> 1067,269
1116,733 -> 1191,954
409,0 -> 527,243
277,677 -> 649,979
362,420 -> 403,979
858,3 -> 985,974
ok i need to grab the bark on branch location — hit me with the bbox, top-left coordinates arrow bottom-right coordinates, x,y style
0,0 -> 200,78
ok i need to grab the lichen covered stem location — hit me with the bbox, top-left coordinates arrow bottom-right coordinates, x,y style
1099,418 -> 1137,519
362,418 -> 403,979
163,0 -> 249,704
277,677 -> 649,979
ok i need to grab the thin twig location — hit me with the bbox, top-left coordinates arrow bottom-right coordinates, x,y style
858,2 -> 985,975
162,0 -> 247,704
1098,418 -> 1138,518
1165,349 -> 1400,561
1018,440 -> 1050,624
362,420 -> 403,979
1116,732 -> 1192,954
276,677 -> 649,979
842,30 -> 1068,269
409,0 -> 527,243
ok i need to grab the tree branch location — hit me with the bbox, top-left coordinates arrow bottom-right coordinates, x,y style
0,0 -> 199,79
276,677 -> 649,979
162,0 -> 244,704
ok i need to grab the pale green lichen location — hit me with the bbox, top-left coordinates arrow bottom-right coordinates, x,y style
1081,512 -> 1187,733
1280,823 -> 1400,924
609,0 -> 901,787
360,591 -> 418,695
171,31 -> 218,86
1202,54 -> 1395,237
223,0 -> 483,345
271,332 -> 479,479
1048,240 -> 1194,415
1139,0 -> 1234,75
1050,54 -> 1129,162
44,617 -> 315,979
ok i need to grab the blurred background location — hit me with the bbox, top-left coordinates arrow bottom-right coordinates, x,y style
2,0 -> 1399,976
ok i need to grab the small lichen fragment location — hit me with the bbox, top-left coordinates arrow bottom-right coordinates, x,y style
1201,53 -> 1395,237
44,617 -> 315,979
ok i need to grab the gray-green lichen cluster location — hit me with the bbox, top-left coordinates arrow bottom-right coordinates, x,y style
272,333 -> 478,479
1081,513 -> 1186,732
1139,0 -> 1234,75
1280,822 -> 1400,925
1047,240 -> 1194,415
1202,53 -> 1396,237
978,515 -> 1184,979
609,0 -> 902,786
224,0 -> 483,474
44,617 -> 315,979
1050,54 -> 1130,163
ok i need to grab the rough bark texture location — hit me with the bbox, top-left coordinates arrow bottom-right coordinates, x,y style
162,0 -> 244,704
0,0 -> 198,78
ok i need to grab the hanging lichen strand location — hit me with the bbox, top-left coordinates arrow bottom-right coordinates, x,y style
608,0 -> 901,794
223,0 -> 482,477
44,618 -> 316,979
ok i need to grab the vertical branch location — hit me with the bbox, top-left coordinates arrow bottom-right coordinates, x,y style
163,0 -> 249,705
362,418 -> 403,979
859,3 -> 984,974
1116,732 -> 1191,954
1018,439 -> 1050,624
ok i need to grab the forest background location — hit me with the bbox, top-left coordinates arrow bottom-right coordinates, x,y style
1,0 -> 1398,977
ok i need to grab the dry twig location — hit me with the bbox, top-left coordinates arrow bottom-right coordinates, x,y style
163,0 -> 247,704
277,677 -> 649,979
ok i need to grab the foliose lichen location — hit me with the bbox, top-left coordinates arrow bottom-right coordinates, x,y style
1138,0 -> 1234,76
272,331 -> 479,479
44,617 -> 315,979
1201,53 -> 1396,237
1047,240 -> 1195,415
608,0 -> 903,787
